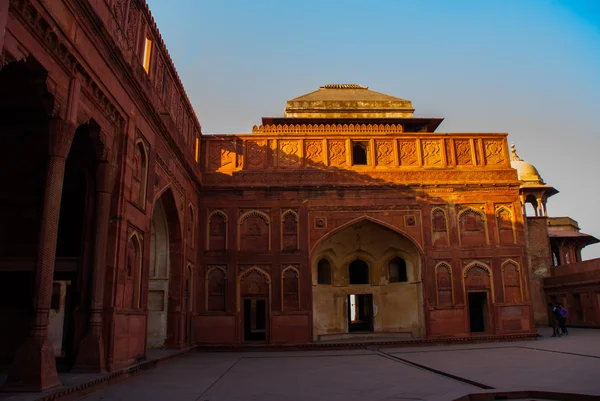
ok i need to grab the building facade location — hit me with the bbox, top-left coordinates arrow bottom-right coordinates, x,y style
1,0 -> 598,394
0,0 -> 201,391
197,84 -> 535,344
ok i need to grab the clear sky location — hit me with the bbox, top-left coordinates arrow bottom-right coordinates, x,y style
146,0 -> 600,259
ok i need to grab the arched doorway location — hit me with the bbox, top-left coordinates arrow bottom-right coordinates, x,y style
147,189 -> 182,349
53,125 -> 98,369
0,59 -> 96,370
0,59 -> 52,366
311,218 -> 423,340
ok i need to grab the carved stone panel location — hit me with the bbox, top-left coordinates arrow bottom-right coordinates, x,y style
496,207 -> 514,245
207,266 -> 227,312
304,140 -> 324,167
240,269 -> 269,297
399,140 -> 418,166
282,211 -> 298,251
432,208 -> 449,247
279,140 -> 301,168
484,139 -> 506,166
328,140 -> 346,167
459,208 -> 487,246
375,140 -> 394,167
282,266 -> 299,311
247,140 -> 266,170
502,262 -> 522,303
208,141 -> 235,170
240,213 -> 269,251
455,139 -> 473,166
464,265 -> 491,290
208,212 -> 227,251
436,263 -> 453,306
422,139 -> 443,166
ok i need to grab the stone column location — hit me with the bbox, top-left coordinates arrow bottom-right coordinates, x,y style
4,118 -> 76,391
74,157 -> 116,371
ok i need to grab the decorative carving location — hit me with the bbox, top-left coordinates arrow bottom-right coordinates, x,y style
304,140 -> 324,166
281,266 -> 300,311
206,266 -> 227,312
436,262 -> 453,306
484,140 -> 506,165
460,208 -> 485,232
126,1 -> 139,49
455,139 -> 472,166
279,140 -> 300,168
208,210 -> 227,251
502,260 -> 522,303
376,140 -> 394,166
422,140 -> 443,166
496,206 -> 514,244
247,140 -> 266,170
431,207 -> 449,247
209,141 -> 235,170
399,140 -> 418,166
239,211 -> 270,251
328,140 -> 346,166
405,215 -> 416,227
464,263 -> 492,290
252,123 -> 403,134
239,267 -> 270,297
432,209 -> 447,232
314,217 -> 327,229
281,210 -> 298,251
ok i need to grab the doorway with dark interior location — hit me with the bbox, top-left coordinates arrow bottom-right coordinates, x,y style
243,298 -> 267,342
348,294 -> 373,332
468,291 -> 489,333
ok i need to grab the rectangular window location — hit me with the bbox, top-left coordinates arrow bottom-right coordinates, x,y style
195,137 -> 199,163
143,38 -> 153,73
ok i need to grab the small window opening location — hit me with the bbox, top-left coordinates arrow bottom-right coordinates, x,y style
349,259 -> 369,284
195,137 -> 199,163
143,38 -> 153,73
161,68 -> 168,98
352,142 -> 368,165
317,259 -> 332,284
389,257 -> 408,283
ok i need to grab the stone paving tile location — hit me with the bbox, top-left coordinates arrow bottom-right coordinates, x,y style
395,346 -> 600,395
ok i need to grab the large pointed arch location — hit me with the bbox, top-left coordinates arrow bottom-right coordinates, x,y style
309,216 -> 424,256
146,187 -> 183,349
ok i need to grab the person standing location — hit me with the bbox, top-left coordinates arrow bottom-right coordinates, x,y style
548,303 -> 561,337
557,303 -> 569,335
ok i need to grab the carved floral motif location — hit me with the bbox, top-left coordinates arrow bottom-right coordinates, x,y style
455,140 -> 472,166
376,140 -> 394,166
484,140 -> 506,165
399,140 -> 418,166
422,140 -> 442,166
209,141 -> 235,170
279,140 -> 300,168
246,140 -> 266,169
304,140 -> 324,166
328,140 -> 346,166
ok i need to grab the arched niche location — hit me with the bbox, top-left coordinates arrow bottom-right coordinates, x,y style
431,207 -> 449,247
238,210 -> 270,251
207,210 -> 227,251
458,207 -> 488,246
146,188 -> 183,349
310,217 -> 424,340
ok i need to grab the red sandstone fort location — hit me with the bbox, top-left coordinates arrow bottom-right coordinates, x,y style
0,0 -> 598,392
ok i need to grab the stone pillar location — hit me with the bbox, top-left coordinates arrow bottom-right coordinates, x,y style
4,119 -> 76,391
74,158 -> 116,372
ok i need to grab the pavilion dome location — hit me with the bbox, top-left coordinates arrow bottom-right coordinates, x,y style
510,143 -> 545,185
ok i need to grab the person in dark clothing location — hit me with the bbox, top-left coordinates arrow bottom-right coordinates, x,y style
548,303 -> 561,337
557,302 -> 569,335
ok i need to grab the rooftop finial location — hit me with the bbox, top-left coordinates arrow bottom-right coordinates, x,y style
320,84 -> 368,89
511,143 -> 523,161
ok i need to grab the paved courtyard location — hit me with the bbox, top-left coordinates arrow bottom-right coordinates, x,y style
70,327 -> 600,401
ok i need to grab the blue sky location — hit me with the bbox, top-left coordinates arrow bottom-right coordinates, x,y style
146,0 -> 600,259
